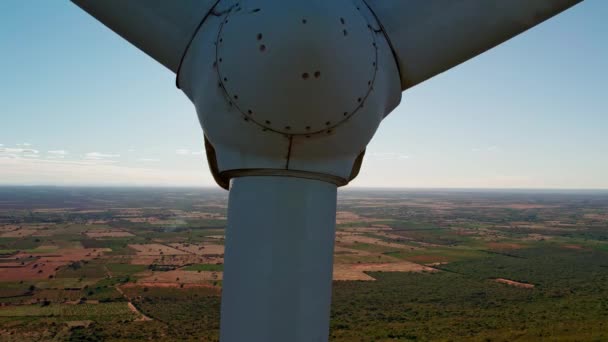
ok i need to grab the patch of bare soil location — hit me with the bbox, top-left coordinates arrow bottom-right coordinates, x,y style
333,262 -> 435,281
169,243 -> 224,256
336,232 -> 420,250
336,211 -> 380,224
129,244 -> 190,256
137,270 -> 222,284
0,229 -> 38,238
0,248 -> 110,281
494,278 -> 534,289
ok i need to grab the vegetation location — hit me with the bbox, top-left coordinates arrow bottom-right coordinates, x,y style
1,187 -> 607,340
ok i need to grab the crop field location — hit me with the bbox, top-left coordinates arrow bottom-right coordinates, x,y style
0,187 -> 607,340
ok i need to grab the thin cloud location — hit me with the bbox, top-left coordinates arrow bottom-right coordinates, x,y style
137,158 -> 161,163
48,150 -> 68,155
84,152 -> 120,160
0,148 -> 39,154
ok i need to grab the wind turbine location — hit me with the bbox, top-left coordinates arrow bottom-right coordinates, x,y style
71,1 -> 583,341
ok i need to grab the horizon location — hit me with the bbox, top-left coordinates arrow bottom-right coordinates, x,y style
1,1 -> 607,189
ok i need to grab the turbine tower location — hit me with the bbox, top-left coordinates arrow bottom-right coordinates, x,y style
71,1 -> 583,341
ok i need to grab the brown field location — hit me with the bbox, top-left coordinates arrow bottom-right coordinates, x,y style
169,243 -> 225,256
0,229 -> 38,238
336,211 -> 381,224
137,270 -> 222,284
0,248 -> 110,281
336,232 -> 419,250
128,244 -> 190,256
333,261 -> 435,281
85,230 -> 134,238
494,278 -> 535,289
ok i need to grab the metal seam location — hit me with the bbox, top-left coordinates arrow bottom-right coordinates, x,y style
360,0 -> 403,84
175,0 -> 223,89
285,135 -> 293,169
220,169 -> 348,187
215,5 -> 379,137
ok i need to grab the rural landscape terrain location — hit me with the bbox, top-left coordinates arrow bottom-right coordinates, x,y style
0,187 -> 607,341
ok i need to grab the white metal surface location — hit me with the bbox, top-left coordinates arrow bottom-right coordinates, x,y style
221,176 -> 337,342
179,0 -> 401,182
366,0 -> 583,90
71,0 -> 218,72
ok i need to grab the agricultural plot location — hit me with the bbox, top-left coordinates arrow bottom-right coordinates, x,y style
0,187 -> 607,341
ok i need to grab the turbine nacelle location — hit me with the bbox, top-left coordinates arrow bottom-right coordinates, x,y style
178,0 -> 401,188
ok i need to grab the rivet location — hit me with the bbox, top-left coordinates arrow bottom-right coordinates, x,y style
259,44 -> 266,52
302,19 -> 307,24
340,18 -> 345,25
325,121 -> 331,126
247,109 -> 253,115
305,126 -> 311,130
302,72 -> 309,79
285,126 -> 291,130
314,71 -> 321,78
343,29 -> 348,36
257,33 -> 263,41
265,120 -> 271,124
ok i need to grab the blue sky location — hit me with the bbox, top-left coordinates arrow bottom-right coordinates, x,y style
0,1 -> 606,188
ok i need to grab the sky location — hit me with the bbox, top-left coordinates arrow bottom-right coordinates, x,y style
0,1 -> 606,189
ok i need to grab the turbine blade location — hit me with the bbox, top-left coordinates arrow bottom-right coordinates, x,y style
366,0 -> 583,90
71,0 -> 218,72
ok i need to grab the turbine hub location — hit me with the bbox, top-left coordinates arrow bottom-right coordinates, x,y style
215,0 -> 378,135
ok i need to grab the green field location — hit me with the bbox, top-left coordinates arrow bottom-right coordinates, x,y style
0,187 -> 607,341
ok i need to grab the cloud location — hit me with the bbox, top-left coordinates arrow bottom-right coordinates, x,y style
48,150 -> 68,155
0,147 -> 39,154
0,157 -> 213,187
84,152 -> 120,160
137,158 -> 161,163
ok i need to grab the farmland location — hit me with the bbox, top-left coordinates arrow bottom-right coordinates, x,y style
0,187 -> 607,341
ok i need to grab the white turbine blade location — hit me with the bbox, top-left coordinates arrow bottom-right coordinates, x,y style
366,0 -> 583,90
71,0 -> 218,72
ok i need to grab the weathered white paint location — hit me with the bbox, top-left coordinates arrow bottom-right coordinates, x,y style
221,176 -> 337,342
